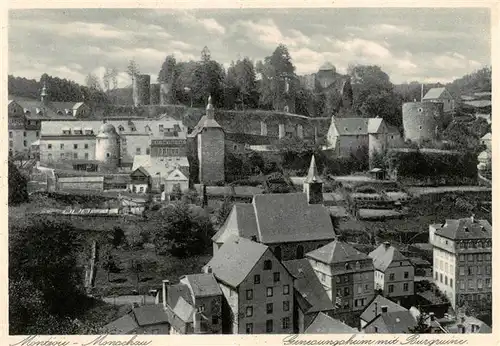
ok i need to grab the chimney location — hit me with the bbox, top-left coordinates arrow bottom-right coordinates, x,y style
470,214 -> 475,223
381,306 -> 388,313
162,279 -> 169,310
207,266 -> 212,273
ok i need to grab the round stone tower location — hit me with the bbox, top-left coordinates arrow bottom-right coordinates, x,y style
132,74 -> 151,106
402,101 -> 444,143
477,150 -> 491,179
95,123 -> 120,167
316,62 -> 336,89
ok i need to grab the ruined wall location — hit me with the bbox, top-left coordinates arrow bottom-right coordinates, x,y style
150,83 -> 160,105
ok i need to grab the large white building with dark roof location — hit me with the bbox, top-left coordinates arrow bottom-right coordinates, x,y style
429,216 -> 492,310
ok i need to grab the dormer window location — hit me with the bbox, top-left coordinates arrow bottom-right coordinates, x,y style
65,109 -> 71,115
57,110 -> 63,115
159,124 -> 164,132
24,108 -> 30,114
62,128 -> 71,135
118,125 -> 125,132
84,128 -> 93,135
36,108 -> 42,115
130,126 -> 136,132
145,125 -> 151,132
74,128 -> 83,135
344,127 -> 348,131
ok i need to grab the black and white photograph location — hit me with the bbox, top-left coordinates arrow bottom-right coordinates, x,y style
6,6 -> 493,337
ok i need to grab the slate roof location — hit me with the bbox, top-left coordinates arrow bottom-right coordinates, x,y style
132,155 -> 190,178
182,273 -> 222,298
131,166 -> 151,178
282,259 -> 335,314
212,204 -> 259,243
305,155 -> 323,183
204,235 -> 268,288
102,313 -> 139,334
188,115 -> 223,137
167,283 -> 195,323
133,305 -> 169,326
305,312 -> 358,333
360,295 -> 407,323
422,87 -> 448,100
367,118 -> 384,134
333,118 -> 370,135
369,243 -> 410,272
307,240 -> 370,265
252,193 -> 336,244
434,218 -> 492,240
365,311 -> 417,333
443,315 -> 492,334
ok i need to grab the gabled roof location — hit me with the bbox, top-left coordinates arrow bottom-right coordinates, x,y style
102,313 -> 139,334
282,259 -> 335,314
368,243 -> 410,272
252,193 -> 336,244
131,166 -> 150,178
133,305 -> 169,326
367,118 -> 384,134
434,218 -> 492,240
166,168 -> 188,181
167,283 -> 195,323
364,311 -> 417,333
132,155 -> 189,177
306,240 -> 370,265
333,118 -> 369,135
182,273 -> 222,298
204,235 -> 268,288
360,295 -> 407,322
211,204 -> 259,243
305,312 -> 358,333
422,87 -> 449,100
188,115 -> 223,138
481,133 -> 492,140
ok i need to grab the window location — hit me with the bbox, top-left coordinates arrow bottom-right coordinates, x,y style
266,320 -> 273,333
9,131 -> 12,138
283,285 -> 290,295
267,287 -> 273,297
23,140 -> 27,147
336,276 -> 341,284
343,301 -> 349,309
478,280 -> 483,289
48,144 -> 52,149
60,153 -> 65,159
246,289 -> 253,300
36,131 -> 39,137
84,144 -> 89,149
60,143 -> 64,150
435,272 -> 439,280
73,144 -> 78,150
266,303 -> 273,314
477,266 -> 481,275
445,276 -> 448,285
146,148 -> 150,155
254,275 -> 260,284
106,153 -> 110,158
460,280 -> 465,290
283,301 -> 290,312
246,306 -> 253,317
468,267 -> 474,275
477,254 -> 483,262
282,317 -> 290,329
460,255 -> 465,262
388,285 -> 394,293
450,278 -> 453,287
274,246 -> 282,261
73,153 -> 78,159
389,273 -> 395,281
136,147 -> 141,155
403,283 -> 409,291
273,272 -> 280,283
468,254 -> 474,261
264,260 -> 272,270
212,316 -> 218,325
23,131 -> 26,137
197,304 -> 205,313
418,125 -> 422,130
404,271 -> 409,279
357,285 -> 362,294
343,287 -> 350,296
440,273 -> 443,283
48,153 -> 52,160
151,329 -> 159,334
486,278 -> 491,287
159,124 -> 164,132
365,284 -> 369,292
84,153 -> 89,159
246,323 -> 253,334
486,266 -> 491,275
459,266 -> 465,275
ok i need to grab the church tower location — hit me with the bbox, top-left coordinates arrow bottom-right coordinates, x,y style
196,96 -> 225,184
41,82 -> 49,105
303,155 -> 323,204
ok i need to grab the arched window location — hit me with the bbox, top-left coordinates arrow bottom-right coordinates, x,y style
274,246 -> 282,261
106,153 -> 110,158
296,245 -> 304,259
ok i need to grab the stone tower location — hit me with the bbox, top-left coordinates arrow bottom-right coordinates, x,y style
197,96 -> 225,184
95,122 -> 120,167
303,155 -> 323,204
41,82 -> 49,105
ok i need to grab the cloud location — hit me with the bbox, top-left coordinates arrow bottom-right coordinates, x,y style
331,38 -> 392,59
199,18 -> 226,34
433,52 -> 482,70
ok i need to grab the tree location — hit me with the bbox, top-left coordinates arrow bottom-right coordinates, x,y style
126,59 -> 140,83
158,55 -> 177,83
8,160 -> 28,205
128,259 -> 143,288
408,313 -> 431,333
256,44 -> 296,109
85,73 -> 102,91
227,57 -> 258,109
9,215 -> 86,333
111,226 -> 125,248
348,64 -> 402,127
151,202 -> 214,257
216,197 -> 234,226
171,184 -> 182,201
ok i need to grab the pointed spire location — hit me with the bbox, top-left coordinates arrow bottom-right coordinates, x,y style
306,155 -> 322,183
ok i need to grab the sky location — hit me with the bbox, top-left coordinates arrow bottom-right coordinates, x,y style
8,8 -> 491,87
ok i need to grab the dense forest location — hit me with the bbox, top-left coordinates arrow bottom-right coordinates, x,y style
9,44 -> 491,129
